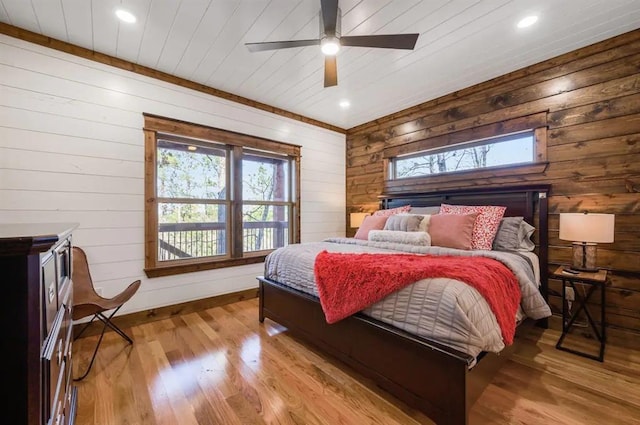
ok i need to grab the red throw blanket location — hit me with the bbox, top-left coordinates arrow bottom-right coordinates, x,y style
314,251 -> 521,345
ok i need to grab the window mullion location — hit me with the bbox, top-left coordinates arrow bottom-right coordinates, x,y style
231,145 -> 243,258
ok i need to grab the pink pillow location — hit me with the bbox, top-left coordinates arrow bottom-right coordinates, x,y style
354,215 -> 388,240
439,204 -> 507,250
428,213 -> 478,250
372,205 -> 411,217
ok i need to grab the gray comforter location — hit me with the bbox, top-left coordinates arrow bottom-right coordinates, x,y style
264,237 -> 551,360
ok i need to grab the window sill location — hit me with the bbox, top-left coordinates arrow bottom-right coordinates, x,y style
145,255 -> 267,278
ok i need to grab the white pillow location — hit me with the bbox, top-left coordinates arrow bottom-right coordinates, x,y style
368,230 -> 431,246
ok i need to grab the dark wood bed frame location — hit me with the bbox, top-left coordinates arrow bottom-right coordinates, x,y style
257,185 -> 551,425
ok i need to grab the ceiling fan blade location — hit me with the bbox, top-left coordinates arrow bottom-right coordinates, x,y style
245,39 -> 320,52
324,55 -> 337,88
341,34 -> 419,50
320,0 -> 339,36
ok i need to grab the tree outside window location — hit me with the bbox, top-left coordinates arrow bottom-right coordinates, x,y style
394,131 -> 535,179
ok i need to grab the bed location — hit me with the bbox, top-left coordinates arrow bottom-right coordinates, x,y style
257,185 -> 551,425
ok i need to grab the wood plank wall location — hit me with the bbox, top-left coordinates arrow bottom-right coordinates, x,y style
345,29 -> 640,334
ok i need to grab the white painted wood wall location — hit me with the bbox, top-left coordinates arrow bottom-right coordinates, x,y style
0,34 -> 346,315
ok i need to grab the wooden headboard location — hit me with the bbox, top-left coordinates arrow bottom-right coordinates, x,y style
378,184 -> 551,317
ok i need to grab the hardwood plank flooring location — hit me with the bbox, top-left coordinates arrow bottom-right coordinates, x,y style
72,299 -> 640,424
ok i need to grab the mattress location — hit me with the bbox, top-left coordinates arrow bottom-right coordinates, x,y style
264,237 -> 551,359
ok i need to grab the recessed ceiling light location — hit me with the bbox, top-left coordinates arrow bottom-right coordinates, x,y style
517,15 -> 538,28
187,145 -> 197,151
115,9 -> 137,24
339,100 -> 350,109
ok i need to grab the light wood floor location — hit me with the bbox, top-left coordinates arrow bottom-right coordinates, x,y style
72,299 -> 640,425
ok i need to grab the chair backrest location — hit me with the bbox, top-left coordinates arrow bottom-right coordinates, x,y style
71,246 -> 142,321
72,246 -> 102,320
72,246 -> 99,297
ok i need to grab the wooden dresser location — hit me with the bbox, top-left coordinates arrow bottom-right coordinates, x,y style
1,223 -> 79,425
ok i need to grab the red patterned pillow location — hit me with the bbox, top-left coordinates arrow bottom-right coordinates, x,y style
439,204 -> 507,250
372,205 -> 411,217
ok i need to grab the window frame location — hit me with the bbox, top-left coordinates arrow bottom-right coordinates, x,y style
390,130 -> 537,179
383,112 -> 549,189
143,114 -> 301,278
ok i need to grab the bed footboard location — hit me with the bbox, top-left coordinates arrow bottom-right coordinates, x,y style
258,276 -> 476,425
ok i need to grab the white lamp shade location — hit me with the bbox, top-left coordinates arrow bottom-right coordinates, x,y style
559,213 -> 615,243
350,212 -> 369,228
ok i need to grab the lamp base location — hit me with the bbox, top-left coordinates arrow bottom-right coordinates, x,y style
571,242 -> 598,272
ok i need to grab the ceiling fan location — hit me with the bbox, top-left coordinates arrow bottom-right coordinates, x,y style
245,0 -> 419,88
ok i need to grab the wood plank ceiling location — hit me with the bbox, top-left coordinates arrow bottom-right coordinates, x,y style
1,0 -> 639,129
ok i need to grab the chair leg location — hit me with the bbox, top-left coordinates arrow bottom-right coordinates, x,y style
73,313 -> 110,381
96,311 -> 133,344
73,306 -> 132,381
74,314 -> 99,341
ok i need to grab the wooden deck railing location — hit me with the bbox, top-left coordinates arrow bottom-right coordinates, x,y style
158,221 -> 288,261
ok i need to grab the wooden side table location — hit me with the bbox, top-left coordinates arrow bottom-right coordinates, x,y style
553,265 -> 608,362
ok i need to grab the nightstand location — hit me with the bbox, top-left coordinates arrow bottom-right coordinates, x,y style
553,265 -> 608,362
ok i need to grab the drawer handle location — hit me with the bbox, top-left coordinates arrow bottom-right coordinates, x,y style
48,283 -> 55,303
57,339 -> 63,365
56,400 -> 63,425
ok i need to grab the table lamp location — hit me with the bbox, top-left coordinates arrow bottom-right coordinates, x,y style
350,212 -> 369,228
559,212 -> 615,272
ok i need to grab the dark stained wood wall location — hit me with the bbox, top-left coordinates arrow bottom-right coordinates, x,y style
345,29 -> 640,334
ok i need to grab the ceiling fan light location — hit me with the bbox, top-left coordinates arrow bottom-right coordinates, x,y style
321,37 -> 340,56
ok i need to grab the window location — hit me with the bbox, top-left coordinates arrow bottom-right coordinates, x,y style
144,114 -> 300,277
157,138 -> 229,261
242,151 -> 291,253
392,131 -> 535,179
384,112 -> 548,186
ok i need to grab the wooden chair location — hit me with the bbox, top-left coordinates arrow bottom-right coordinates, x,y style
72,246 -> 141,381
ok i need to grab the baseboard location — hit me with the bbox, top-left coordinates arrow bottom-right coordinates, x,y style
73,287 -> 259,339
